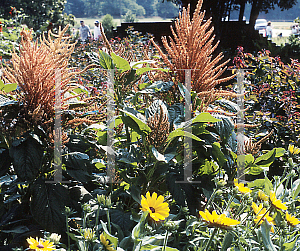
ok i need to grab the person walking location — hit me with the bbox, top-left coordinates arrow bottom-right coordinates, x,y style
93,20 -> 102,40
266,21 -> 272,39
79,20 -> 91,43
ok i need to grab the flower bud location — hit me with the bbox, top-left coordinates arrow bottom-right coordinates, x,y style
49,233 -> 61,244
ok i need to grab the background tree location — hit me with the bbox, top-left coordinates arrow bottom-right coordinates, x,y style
0,0 -> 74,31
170,0 -> 297,27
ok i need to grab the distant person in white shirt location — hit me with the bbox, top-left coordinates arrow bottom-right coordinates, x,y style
94,20 -> 103,40
79,20 -> 91,43
266,21 -> 272,39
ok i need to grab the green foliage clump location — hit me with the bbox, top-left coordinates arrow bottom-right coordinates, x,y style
122,10 -> 138,23
101,14 -> 116,38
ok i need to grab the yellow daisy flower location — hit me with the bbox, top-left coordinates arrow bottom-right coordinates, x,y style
199,209 -> 240,229
288,144 -> 300,155
269,191 -> 287,211
258,190 -> 268,201
26,237 -> 55,251
234,179 -> 251,194
252,202 -> 275,232
100,233 -> 115,251
140,192 -> 170,221
286,212 -> 300,227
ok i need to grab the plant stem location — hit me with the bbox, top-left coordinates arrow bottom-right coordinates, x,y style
96,205 -> 100,228
66,215 -> 70,251
106,209 -> 111,234
205,228 -> 218,250
204,190 -> 217,209
225,194 -> 235,211
163,230 -> 169,251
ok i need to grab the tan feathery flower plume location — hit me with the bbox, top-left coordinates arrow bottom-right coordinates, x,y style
151,0 -> 234,93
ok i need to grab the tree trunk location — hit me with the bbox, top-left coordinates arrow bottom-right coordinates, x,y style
249,0 -> 263,28
238,0 -> 246,22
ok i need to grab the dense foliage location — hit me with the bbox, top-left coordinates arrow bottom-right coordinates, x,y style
1,0 -> 300,250
0,0 -> 75,31
65,0 -> 180,18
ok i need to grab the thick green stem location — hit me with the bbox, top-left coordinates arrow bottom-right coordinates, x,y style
205,228 -> 218,250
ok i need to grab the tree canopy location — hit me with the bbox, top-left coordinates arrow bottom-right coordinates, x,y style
172,0 -> 297,26
0,0 -> 74,31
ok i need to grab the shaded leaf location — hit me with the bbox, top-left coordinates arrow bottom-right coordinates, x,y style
30,179 -> 70,233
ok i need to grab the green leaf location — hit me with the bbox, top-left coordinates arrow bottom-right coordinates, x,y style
166,128 -> 204,144
132,211 -> 148,240
121,110 -> 151,134
293,180 -> 300,200
97,131 -> 107,145
212,142 -> 226,167
111,52 -> 130,72
9,136 -> 43,181
101,220 -> 118,249
221,232 -> 234,251
141,245 -> 179,251
254,149 -> 276,167
3,83 -> 17,93
274,148 -> 285,157
192,112 -> 221,123
260,220 -> 277,251
0,79 -> 5,89
98,50 -> 114,69
63,152 -> 92,183
139,81 -> 174,94
237,154 -> 254,168
282,235 -> 299,251
151,147 -> 176,163
30,179 -> 71,233
246,165 -> 264,175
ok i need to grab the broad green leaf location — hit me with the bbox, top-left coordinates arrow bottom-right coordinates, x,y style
3,83 -> 17,93
260,220 -> 277,251
237,154 -> 254,168
212,142 -> 226,167
111,52 -> 130,72
274,148 -> 285,157
9,136 -> 43,181
63,152 -> 92,183
254,149 -> 276,167
151,147 -> 176,163
136,67 -> 169,76
98,49 -> 114,69
166,128 -> 204,144
192,112 -> 221,123
245,165 -> 264,175
121,110 -> 151,134
30,179 -> 71,233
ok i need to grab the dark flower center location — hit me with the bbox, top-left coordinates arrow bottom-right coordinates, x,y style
37,244 -> 44,248
149,207 -> 155,213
